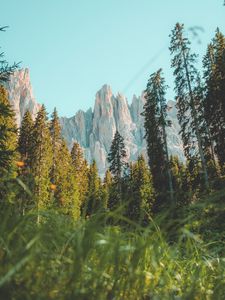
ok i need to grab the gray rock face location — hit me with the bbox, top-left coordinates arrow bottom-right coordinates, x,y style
60,85 -> 185,174
5,68 -> 40,126
7,69 -> 185,175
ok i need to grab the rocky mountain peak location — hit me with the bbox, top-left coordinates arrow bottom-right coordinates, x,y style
5,68 -> 40,126
6,69 -> 185,175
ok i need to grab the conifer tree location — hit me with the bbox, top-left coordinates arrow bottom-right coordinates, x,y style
102,169 -> 113,210
18,110 -> 34,168
71,142 -> 88,204
107,131 -> 127,180
0,85 -> 17,174
0,26 -> 19,173
107,131 -> 127,208
0,85 -> 18,205
128,155 -> 155,224
170,156 -> 191,205
53,140 -> 80,220
85,160 -> 102,216
31,105 -> 53,222
203,29 -> 225,169
142,69 -> 174,201
169,23 -> 209,188
49,108 -> 62,183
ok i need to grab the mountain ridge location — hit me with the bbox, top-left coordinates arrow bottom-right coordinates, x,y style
6,69 -> 184,174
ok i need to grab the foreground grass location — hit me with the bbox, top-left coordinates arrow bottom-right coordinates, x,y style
0,194 -> 225,300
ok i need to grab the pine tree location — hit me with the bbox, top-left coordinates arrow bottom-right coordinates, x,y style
128,155 -> 155,224
18,110 -> 34,168
107,131 -> 127,180
169,23 -> 209,188
71,142 -> 88,204
170,155 -> 191,205
107,131 -> 127,208
142,69 -> 173,202
0,85 -> 17,174
0,85 -> 18,206
31,105 -> 53,222
102,169 -> 112,210
0,26 -> 19,173
85,160 -> 102,216
53,140 -> 80,220
203,29 -> 225,170
49,108 -> 62,184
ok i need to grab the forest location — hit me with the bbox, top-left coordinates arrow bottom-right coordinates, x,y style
0,23 -> 225,299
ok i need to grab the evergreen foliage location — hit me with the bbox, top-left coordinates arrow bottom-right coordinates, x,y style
0,85 -> 17,174
128,155 -> 155,223
71,141 -> 89,204
18,110 -> 34,168
85,160 -> 102,216
107,131 -> 128,209
107,131 -> 127,180
31,105 -> 53,221
53,140 -> 80,220
49,108 -> 62,184
169,23 -> 209,188
203,29 -> 225,170
102,169 -> 113,210
142,69 -> 174,203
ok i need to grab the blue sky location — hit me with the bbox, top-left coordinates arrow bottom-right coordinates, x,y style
0,0 -> 224,116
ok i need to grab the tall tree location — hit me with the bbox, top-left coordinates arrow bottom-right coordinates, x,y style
142,69 -> 174,201
53,140 -> 80,220
107,131 -> 127,207
18,110 -> 34,168
102,169 -> 113,210
128,155 -> 155,224
170,23 -> 209,188
0,86 -> 18,206
49,108 -> 62,184
170,155 -> 191,205
107,131 -> 127,181
85,160 -> 102,216
203,29 -> 225,170
0,85 -> 17,174
31,105 -> 53,222
71,142 -> 88,204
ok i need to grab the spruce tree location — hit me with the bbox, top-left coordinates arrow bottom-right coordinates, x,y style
71,142 -> 88,204
107,131 -> 127,208
102,169 -> 112,210
18,110 -> 34,168
169,23 -> 209,188
49,108 -> 62,184
142,69 -> 174,202
31,105 -> 53,222
85,160 -> 102,216
203,29 -> 225,170
107,131 -> 127,180
128,155 -> 155,224
170,155 -> 191,205
0,85 -> 17,174
53,140 -> 80,220
0,86 -> 18,206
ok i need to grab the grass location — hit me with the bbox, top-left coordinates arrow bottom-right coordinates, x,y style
0,191 -> 225,300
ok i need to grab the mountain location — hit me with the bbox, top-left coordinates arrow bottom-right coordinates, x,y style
6,69 -> 184,175
5,68 -> 40,126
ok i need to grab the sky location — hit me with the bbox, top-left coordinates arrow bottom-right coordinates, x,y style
0,0 -> 224,117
